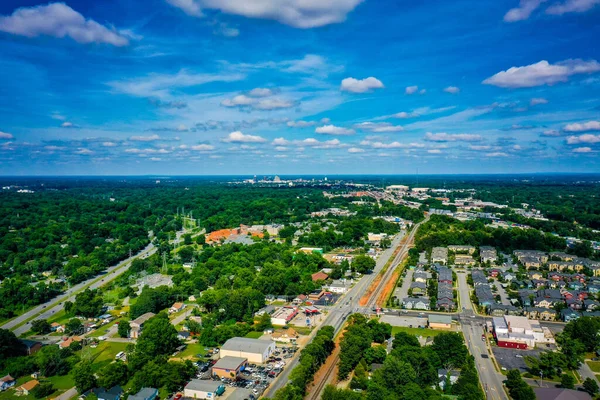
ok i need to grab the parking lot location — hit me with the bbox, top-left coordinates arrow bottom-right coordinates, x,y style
492,346 -> 543,372
380,315 -> 428,328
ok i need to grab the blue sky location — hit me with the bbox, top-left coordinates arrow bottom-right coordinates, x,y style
0,0 -> 599,175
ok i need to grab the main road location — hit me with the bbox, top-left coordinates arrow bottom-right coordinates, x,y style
265,217 -> 428,398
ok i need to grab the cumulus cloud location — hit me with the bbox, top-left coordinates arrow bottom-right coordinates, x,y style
485,152 -> 510,157
191,144 -> 215,151
301,138 -> 344,149
129,134 -> 161,142
61,121 -> 79,128
428,149 -> 443,154
546,0 -> 600,15
102,142 -> 117,147
572,146 -> 593,153
287,118 -> 330,128
563,120 -> 600,132
221,89 -> 294,110
0,3 -> 132,46
405,86 -> 419,95
222,131 -> 267,143
149,98 -> 187,109
353,122 -> 404,133
393,111 -> 417,119
165,0 -> 363,28
541,129 -> 561,137
566,134 -> 600,144
272,137 -> 291,146
340,77 -> 384,93
530,97 -> 549,106
74,148 -> 93,155
348,147 -> 365,153
483,59 -> 600,88
315,125 -> 355,135
361,140 -> 425,149
443,86 -> 460,94
424,132 -> 482,142
248,88 -> 275,97
0,131 -> 14,140
504,0 -> 546,22
469,145 -> 492,150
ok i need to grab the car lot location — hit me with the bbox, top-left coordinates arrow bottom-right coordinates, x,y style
492,347 -> 543,372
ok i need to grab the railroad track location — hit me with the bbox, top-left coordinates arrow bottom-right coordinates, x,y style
305,345 -> 341,400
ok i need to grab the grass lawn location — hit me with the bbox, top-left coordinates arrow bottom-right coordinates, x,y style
171,342 -> 207,360
47,374 -> 75,390
80,341 -> 129,373
587,361 -> 600,373
391,326 -> 444,338
245,331 -> 264,339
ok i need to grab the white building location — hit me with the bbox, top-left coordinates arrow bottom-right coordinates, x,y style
184,380 -> 225,399
492,316 -> 554,349
220,337 -> 276,364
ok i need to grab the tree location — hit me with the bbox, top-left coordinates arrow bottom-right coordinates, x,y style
0,328 -> 26,359
98,361 -> 128,388
560,373 -> 575,389
71,289 -> 104,318
504,369 -> 536,400
432,332 -> 469,369
66,318 -> 84,335
583,377 -> 599,396
74,361 -> 97,393
196,234 -> 206,245
392,331 -> 420,349
117,320 -> 130,338
36,346 -> 71,376
256,313 -> 273,332
364,345 -> 387,365
183,234 -> 192,245
352,255 -> 376,274
31,319 -> 51,334
31,382 -> 55,399
135,313 -> 180,358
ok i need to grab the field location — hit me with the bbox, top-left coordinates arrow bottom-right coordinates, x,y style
83,341 -> 129,372
245,331 -> 264,339
391,326 -> 444,337
587,361 -> 600,373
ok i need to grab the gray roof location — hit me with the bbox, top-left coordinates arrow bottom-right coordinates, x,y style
429,315 -> 452,324
131,312 -> 155,326
129,388 -> 157,400
185,380 -> 223,393
213,356 -> 247,370
221,337 -> 274,354
534,388 -> 592,400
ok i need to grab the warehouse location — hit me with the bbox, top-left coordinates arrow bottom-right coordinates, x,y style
183,380 -> 225,399
219,337 -> 276,364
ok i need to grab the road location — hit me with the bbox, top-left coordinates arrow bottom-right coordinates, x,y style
579,360 -> 600,386
456,271 -> 507,400
264,229 -> 410,397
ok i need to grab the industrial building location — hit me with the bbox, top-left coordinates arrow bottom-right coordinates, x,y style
219,337 -> 276,364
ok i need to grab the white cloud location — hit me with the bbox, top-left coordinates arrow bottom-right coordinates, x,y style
566,134 -> 600,144
443,86 -> 460,94
129,134 -> 161,142
50,113 -> 66,121
287,118 -> 328,128
109,70 -> 244,98
102,142 -> 117,147
213,22 -> 239,37
405,86 -> 419,95
300,138 -> 344,149
272,137 -> 291,146
149,157 -> 162,161
348,147 -> 365,153
393,111 -> 417,119
248,88 -> 274,97
44,145 -> 64,151
485,152 -> 510,157
469,145 -> 492,150
74,148 -> 93,155
563,120 -> 600,132
530,97 -> 548,106
427,149 -> 442,154
221,92 -> 294,110
222,131 -> 267,143
61,121 -> 78,128
165,0 -> 363,28
546,0 -> 600,15
191,144 -> 215,151
361,140 -> 425,149
0,3 -> 131,46
424,132 -> 482,142
572,146 -> 593,153
275,146 -> 288,152
340,77 -> 384,93
0,131 -> 14,139
274,154 -> 288,158
541,129 -> 561,137
315,124 -> 355,135
483,59 -> 600,88
353,122 -> 404,133
504,0 -> 546,22
253,98 -> 295,110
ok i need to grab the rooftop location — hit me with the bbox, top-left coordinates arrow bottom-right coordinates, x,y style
213,356 -> 247,370
221,337 -> 274,354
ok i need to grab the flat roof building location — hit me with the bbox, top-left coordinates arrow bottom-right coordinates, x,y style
220,337 -> 275,364
184,380 -> 225,399
212,356 -> 247,379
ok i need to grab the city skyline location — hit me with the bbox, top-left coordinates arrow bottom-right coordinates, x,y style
1,0 -> 600,175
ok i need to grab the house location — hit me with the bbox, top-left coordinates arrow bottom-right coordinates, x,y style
254,305 -> 275,316
311,271 -> 329,282
428,315 -> 453,330
448,245 -> 476,254
327,280 -> 350,294
431,247 -> 449,264
503,272 -> 516,281
402,297 -> 430,310
438,369 -> 460,389
16,380 -> 39,396
489,269 -> 501,278
178,331 -> 191,340
129,312 -> 155,339
59,336 -> 83,349
480,246 -> 498,264
525,307 -> 556,321
0,375 -> 15,391
410,282 -> 427,296
534,387 -> 592,400
184,380 -> 225,399
212,356 -> 248,379
129,388 -> 158,400
169,302 -> 185,314
50,322 -> 65,333
489,304 -> 520,317
454,254 -> 475,266
83,386 -> 123,400
561,308 -> 581,322
413,272 -> 428,284
271,328 -> 299,343
438,267 -> 453,284
584,300 -> 600,311
293,294 -> 307,304
20,339 -> 42,355
527,271 -> 543,280
220,337 -> 275,364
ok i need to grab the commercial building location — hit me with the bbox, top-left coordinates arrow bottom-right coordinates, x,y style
184,380 -> 225,399
428,315 -> 453,330
492,315 -> 555,349
212,356 -> 247,379
270,307 -> 298,326
220,337 -> 275,364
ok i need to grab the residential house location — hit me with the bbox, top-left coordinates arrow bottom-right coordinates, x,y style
521,256 -> 543,269
549,252 -> 575,261
527,271 -> 543,280
534,387 -> 592,400
293,294 -> 307,304
410,282 -> 427,296
20,340 -> 42,355
83,386 -> 123,400
448,245 -> 476,254
50,322 -> 65,333
437,297 -> 456,311
271,328 -> 299,343
0,375 -> 15,391
311,271 -> 329,282
413,272 -> 428,284
128,388 -> 158,400
503,272 -> 516,281
455,254 -> 476,266
431,247 -> 449,265
169,302 -> 185,314
489,304 -> 520,317
327,279 -> 350,294
177,331 -> 191,341
130,312 -> 155,339
489,269 -> 501,278
438,267 -> 453,284
402,297 -> 430,310
584,300 -> 599,311
561,308 -> 581,322
59,336 -> 83,349
438,369 -> 460,390
566,298 -> 583,310
16,380 -> 39,396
